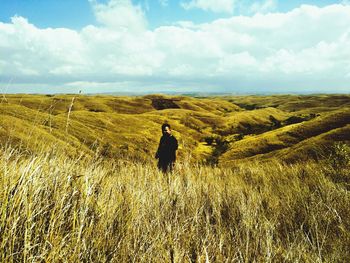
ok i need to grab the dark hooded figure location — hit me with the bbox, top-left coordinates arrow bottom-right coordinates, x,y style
155,123 -> 178,173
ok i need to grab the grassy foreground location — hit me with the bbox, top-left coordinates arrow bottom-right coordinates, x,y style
0,145 -> 349,262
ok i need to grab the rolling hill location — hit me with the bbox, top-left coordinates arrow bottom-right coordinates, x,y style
0,94 -> 349,165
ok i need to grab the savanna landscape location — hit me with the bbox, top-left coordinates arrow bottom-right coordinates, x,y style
0,93 -> 349,262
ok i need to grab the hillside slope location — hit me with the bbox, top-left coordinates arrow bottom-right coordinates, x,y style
0,94 -> 349,164
220,108 -> 350,164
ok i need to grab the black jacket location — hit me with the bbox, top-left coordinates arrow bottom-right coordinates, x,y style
155,135 -> 178,163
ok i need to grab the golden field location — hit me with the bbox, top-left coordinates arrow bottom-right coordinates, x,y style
0,94 -> 349,164
0,94 -> 349,262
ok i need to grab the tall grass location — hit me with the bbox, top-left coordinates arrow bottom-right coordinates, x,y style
0,145 -> 349,262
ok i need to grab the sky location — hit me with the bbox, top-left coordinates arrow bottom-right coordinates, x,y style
0,0 -> 350,94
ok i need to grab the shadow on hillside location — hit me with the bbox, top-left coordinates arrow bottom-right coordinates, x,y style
151,98 -> 180,110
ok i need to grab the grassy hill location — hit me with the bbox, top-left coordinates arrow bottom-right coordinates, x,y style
220,108 -> 350,164
0,94 -> 349,164
0,93 -> 349,262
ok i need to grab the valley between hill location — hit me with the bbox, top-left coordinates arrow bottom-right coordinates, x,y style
0,94 -> 349,164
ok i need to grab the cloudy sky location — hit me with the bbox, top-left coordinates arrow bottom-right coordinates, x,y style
0,0 -> 350,94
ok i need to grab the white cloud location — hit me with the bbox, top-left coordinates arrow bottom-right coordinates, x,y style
180,0 -> 277,15
0,16 -> 87,78
249,0 -> 277,14
1,2 -> 350,93
181,0 -> 236,14
92,0 -> 147,32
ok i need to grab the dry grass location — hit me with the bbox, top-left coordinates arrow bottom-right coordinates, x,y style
1,94 -> 349,164
1,94 -> 350,262
0,144 -> 349,262
221,108 -> 350,164
225,94 -> 350,114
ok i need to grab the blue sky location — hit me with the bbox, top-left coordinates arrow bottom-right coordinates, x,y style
0,0 -> 350,94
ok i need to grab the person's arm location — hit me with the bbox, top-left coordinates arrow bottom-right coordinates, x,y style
173,136 -> 178,151
155,137 -> 162,158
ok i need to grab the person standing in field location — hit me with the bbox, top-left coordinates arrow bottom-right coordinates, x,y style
155,123 -> 178,173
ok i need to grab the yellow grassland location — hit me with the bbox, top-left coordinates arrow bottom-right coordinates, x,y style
0,144 -> 349,262
0,94 -> 349,164
221,108 -> 350,164
0,94 -> 349,261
